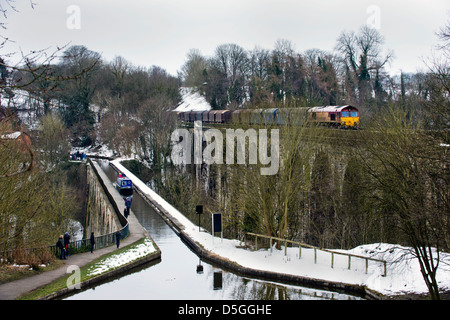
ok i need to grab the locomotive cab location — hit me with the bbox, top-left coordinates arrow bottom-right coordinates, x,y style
308,105 -> 359,128
339,106 -> 359,128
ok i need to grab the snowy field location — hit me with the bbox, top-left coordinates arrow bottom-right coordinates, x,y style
110,159 -> 450,297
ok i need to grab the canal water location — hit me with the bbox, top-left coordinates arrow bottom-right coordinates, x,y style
66,160 -> 362,300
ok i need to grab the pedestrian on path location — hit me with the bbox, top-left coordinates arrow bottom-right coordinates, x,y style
115,230 -> 121,248
57,235 -> 65,260
90,232 -> 95,253
124,197 -> 132,218
63,232 -> 71,257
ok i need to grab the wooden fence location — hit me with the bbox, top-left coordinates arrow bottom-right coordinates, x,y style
244,232 -> 387,277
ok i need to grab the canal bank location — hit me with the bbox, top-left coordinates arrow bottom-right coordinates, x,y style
34,238 -> 160,300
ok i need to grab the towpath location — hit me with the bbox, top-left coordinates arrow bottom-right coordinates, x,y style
0,203 -> 149,300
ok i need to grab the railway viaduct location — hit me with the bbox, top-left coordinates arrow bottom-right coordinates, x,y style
173,123 -> 362,197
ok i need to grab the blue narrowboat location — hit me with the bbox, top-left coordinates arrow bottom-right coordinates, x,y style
116,174 -> 133,198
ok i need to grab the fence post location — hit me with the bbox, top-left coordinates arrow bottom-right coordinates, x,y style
348,255 -> 351,270
284,240 -> 287,256
314,248 -> 317,264
365,258 -> 368,274
331,252 -> 334,268
384,261 -> 387,277
255,235 -> 258,251
298,245 -> 301,259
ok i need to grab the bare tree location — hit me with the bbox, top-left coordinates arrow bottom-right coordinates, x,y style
181,49 -> 208,89
358,105 -> 448,300
436,21 -> 450,55
211,43 -> 249,106
110,55 -> 130,97
58,45 -> 101,146
0,118 -> 76,254
247,46 -> 271,104
139,93 -> 177,168
37,112 -> 70,168
234,119 -> 321,248
0,1 -> 89,257
335,26 -> 393,109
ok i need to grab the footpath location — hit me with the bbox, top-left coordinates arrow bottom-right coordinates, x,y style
0,209 -> 151,300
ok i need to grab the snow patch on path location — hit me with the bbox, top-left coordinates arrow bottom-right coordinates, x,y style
87,238 -> 157,277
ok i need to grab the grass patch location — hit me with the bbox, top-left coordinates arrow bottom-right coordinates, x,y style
18,238 -> 156,300
0,259 -> 65,285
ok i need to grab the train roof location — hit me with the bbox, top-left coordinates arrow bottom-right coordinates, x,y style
309,105 -> 358,113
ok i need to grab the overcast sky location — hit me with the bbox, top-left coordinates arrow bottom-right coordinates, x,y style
2,0 -> 449,76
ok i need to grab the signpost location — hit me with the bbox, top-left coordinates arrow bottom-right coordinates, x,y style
196,258 -> 203,273
196,205 -> 203,232
212,213 -> 223,243
213,271 -> 223,290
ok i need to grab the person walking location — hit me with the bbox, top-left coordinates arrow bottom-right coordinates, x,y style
124,197 -> 132,218
57,235 -> 65,260
115,230 -> 121,248
63,232 -> 71,257
90,232 -> 95,253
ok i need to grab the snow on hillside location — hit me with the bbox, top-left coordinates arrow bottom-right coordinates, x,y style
1,89 -> 68,130
111,159 -> 450,297
173,87 -> 211,112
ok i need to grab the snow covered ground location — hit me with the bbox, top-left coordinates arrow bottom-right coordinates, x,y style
87,238 -> 157,277
173,87 -> 211,112
1,90 -> 67,130
110,159 -> 450,297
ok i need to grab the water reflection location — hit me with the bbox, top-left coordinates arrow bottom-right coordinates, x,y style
65,160 -> 362,300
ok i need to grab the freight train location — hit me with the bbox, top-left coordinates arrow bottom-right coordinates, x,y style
177,105 -> 359,129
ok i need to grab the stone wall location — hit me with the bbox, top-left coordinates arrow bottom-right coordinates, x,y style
85,162 -> 122,236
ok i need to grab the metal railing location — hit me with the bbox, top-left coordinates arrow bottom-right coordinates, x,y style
244,232 -> 387,277
48,225 -> 129,257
